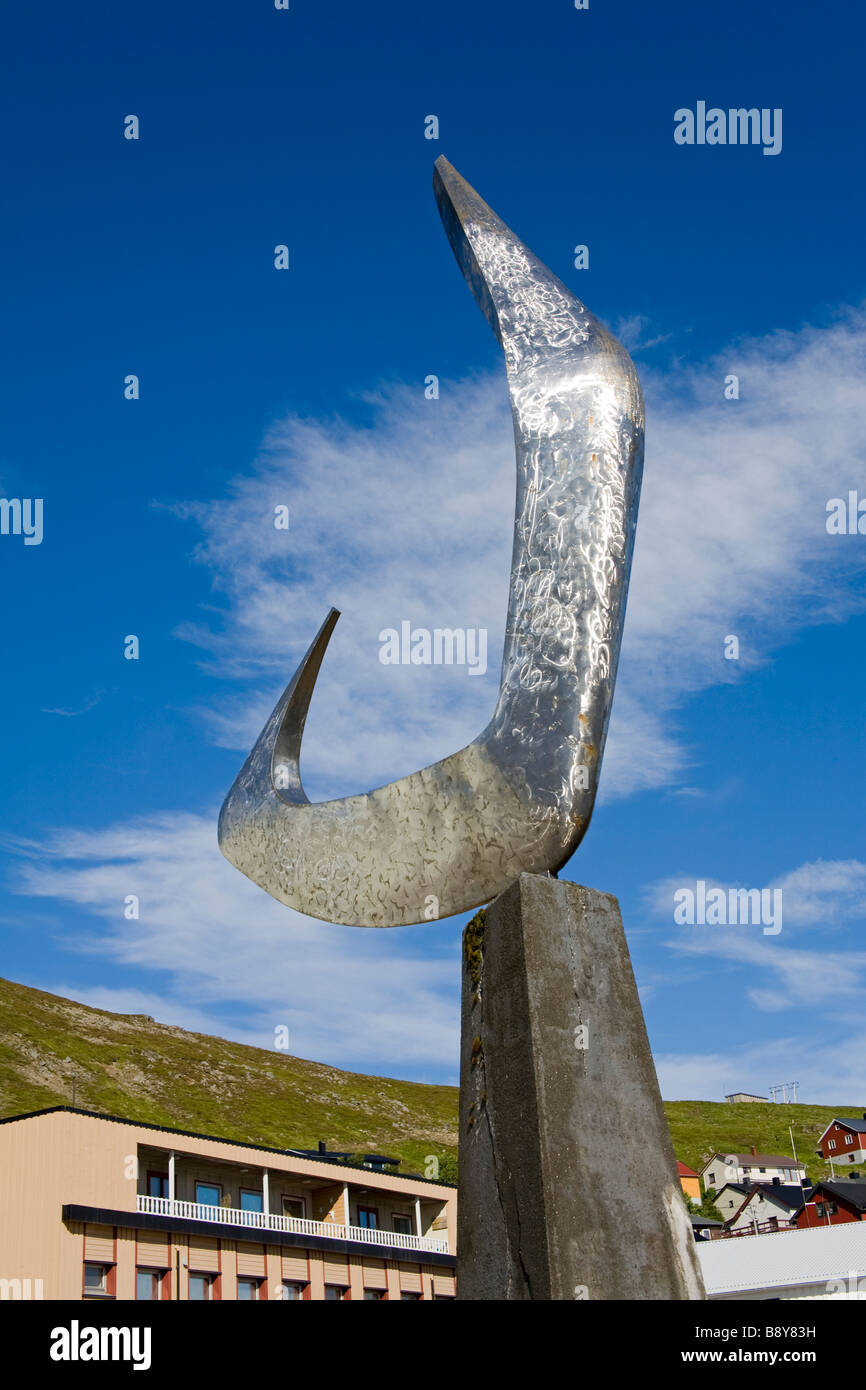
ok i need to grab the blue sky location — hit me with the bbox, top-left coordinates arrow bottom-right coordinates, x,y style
2,0 -> 865,1101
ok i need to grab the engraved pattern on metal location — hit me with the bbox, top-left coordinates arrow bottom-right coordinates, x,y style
218,157 -> 644,926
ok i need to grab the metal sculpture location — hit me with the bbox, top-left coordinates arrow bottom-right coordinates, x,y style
218,156 -> 644,927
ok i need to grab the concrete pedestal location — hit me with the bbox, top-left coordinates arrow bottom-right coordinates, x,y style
458,873 -> 705,1300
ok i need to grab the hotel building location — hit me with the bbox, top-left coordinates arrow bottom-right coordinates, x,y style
0,1107 -> 456,1300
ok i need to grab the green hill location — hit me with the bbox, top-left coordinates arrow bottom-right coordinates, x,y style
666,1101 -> 859,1186
0,976 -> 855,1186
0,977 -> 458,1178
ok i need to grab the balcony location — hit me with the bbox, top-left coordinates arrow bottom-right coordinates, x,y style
136,1194 -> 449,1254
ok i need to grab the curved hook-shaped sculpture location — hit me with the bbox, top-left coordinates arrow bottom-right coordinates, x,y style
218,156 -> 644,927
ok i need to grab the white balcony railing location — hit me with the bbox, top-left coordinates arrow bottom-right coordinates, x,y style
136,1194 -> 449,1254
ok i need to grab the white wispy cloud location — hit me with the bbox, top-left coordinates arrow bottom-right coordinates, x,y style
41,693 -> 103,718
39,984 -> 260,1047
655,1033 -> 866,1106
11,309 -> 866,1085
646,858 -> 866,934
10,813 -> 460,1082
668,932 -> 866,1012
170,308 -> 866,802
644,857 -> 866,1017
614,313 -> 675,353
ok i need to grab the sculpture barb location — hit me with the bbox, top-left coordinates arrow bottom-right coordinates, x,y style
218,156 -> 645,927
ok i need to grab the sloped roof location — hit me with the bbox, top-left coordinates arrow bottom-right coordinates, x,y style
677,1161 -> 699,1177
813,1180 -> 866,1212
699,1219 -> 866,1295
705,1150 -> 800,1168
734,1153 -> 800,1167
739,1183 -> 808,1212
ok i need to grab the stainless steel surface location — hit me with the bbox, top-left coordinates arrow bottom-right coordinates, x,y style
218,156 -> 644,927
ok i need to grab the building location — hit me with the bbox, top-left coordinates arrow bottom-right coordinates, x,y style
690,1214 -> 723,1241
701,1147 -> 807,1193
713,1182 -> 751,1221
724,1093 -> 768,1104
699,1217 -> 866,1299
795,1178 -> 866,1229
723,1181 -> 808,1234
677,1161 -> 701,1202
815,1116 -> 866,1167
0,1107 -> 456,1300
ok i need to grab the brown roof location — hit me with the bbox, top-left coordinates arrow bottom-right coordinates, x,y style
730,1153 -> 799,1167
676,1161 -> 699,1177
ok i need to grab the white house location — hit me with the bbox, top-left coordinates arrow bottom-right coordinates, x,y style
701,1147 -> 806,1193
724,1182 -> 806,1232
714,1182 -> 751,1221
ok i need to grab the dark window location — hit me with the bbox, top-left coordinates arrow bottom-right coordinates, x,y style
237,1278 -> 260,1300
189,1273 -> 213,1301
282,1196 -> 305,1220
392,1214 -> 413,1235
147,1172 -> 169,1199
324,1285 -> 347,1300
281,1281 -> 305,1301
83,1264 -> 108,1293
357,1206 -> 378,1229
136,1269 -> 160,1301
364,1288 -> 385,1300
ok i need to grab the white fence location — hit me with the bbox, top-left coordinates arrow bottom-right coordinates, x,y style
136,1194 -> 449,1253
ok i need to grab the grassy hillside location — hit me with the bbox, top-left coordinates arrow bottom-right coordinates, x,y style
0,977 -> 459,1178
0,976 -> 857,1186
666,1101 -> 862,1186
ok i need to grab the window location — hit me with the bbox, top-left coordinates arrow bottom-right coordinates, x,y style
357,1206 -> 378,1229
364,1289 -> 385,1300
324,1285 -> 347,1300
282,1196 -> 305,1220
195,1182 -> 221,1208
237,1278 -> 261,1300
281,1281 -> 305,1300
83,1264 -> 108,1293
393,1214 -> 413,1235
240,1189 -> 264,1213
147,1172 -> 169,1199
400,1291 -> 422,1300
829,1139 -> 837,1150
189,1274 -> 214,1301
759,1167 -> 766,1174
847,1135 -> 855,1146
136,1269 -> 160,1301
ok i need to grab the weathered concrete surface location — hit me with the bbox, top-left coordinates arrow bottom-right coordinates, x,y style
458,873 -> 705,1300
